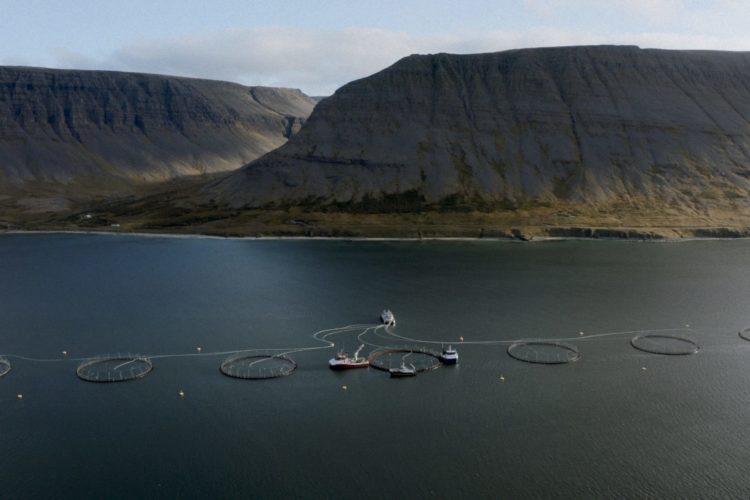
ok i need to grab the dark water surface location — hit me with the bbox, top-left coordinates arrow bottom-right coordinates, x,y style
2,234 -> 750,498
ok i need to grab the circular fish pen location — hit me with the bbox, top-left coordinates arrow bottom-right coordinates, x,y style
368,348 -> 442,373
739,327 -> 750,342
0,358 -> 10,378
507,341 -> 581,364
76,355 -> 153,383
630,334 -> 699,355
220,353 -> 297,380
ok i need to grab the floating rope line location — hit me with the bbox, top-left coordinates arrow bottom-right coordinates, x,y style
0,321 -> 709,382
0,324 -> 374,381
381,325 -> 699,347
0,324 -> 372,364
377,325 -> 705,364
357,325 -> 393,351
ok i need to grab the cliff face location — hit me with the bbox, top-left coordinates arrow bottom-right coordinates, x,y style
0,67 -> 315,193
208,46 -> 750,213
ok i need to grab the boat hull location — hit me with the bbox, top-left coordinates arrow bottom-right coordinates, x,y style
329,361 -> 370,370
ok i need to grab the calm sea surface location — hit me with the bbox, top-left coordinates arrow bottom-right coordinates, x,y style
2,234 -> 750,498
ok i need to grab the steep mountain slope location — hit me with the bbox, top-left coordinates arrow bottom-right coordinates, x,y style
0,67 -> 315,205
207,45 -> 750,216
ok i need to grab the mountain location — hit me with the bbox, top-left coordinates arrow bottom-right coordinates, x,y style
0,67 -> 315,210
205,45 -> 750,220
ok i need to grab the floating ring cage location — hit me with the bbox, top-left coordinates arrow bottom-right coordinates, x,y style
739,327 -> 750,342
220,352 -> 297,380
368,348 -> 442,373
76,355 -> 153,383
507,340 -> 581,364
630,334 -> 699,356
0,358 -> 10,378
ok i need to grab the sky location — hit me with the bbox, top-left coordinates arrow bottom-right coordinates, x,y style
1,0 -> 749,95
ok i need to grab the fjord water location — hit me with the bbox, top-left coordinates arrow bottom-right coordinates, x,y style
2,235 -> 750,498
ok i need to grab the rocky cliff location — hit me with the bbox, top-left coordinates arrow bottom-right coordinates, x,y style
0,67 -> 315,201
207,45 -> 750,216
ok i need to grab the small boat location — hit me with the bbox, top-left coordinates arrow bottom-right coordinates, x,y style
329,344 -> 370,370
389,362 -> 417,378
440,345 -> 459,365
380,309 -> 396,326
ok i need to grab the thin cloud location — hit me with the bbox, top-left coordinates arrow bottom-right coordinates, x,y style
523,0 -> 739,25
53,26 -> 750,96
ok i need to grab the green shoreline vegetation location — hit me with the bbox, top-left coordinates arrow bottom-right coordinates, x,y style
5,206 -> 750,241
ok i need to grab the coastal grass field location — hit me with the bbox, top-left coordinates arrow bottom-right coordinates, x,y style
7,203 -> 750,240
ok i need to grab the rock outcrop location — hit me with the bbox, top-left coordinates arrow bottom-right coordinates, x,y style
207,45 -> 750,215
0,67 -> 315,195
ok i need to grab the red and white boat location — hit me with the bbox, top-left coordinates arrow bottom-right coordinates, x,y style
329,344 -> 370,370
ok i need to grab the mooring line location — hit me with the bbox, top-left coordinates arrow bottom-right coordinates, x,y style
0,324 -> 374,364
0,322 -> 708,369
382,325 -> 700,346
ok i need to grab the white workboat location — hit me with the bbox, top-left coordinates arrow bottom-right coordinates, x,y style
381,309 -> 396,326
389,361 -> 416,378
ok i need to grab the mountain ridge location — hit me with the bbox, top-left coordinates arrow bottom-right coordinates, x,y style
0,66 -> 315,209
8,46 -> 750,238
203,45 -> 750,218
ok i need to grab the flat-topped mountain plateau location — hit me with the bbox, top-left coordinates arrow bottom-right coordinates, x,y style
6,46 -> 750,238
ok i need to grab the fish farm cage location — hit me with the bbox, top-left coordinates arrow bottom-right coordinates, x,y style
507,340 -> 581,364
76,355 -> 153,382
220,352 -> 297,380
368,347 -> 443,373
630,334 -> 700,355
0,358 -> 10,378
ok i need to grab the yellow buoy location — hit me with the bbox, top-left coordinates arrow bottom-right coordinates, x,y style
579,331 -> 584,336
459,336 -> 464,342
196,347 -> 202,352
342,385 -> 348,390
62,350 -> 68,356
16,393 -> 23,399
500,375 -> 505,382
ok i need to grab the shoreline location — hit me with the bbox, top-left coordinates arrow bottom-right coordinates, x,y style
7,201 -> 749,242
2,228 -> 749,243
